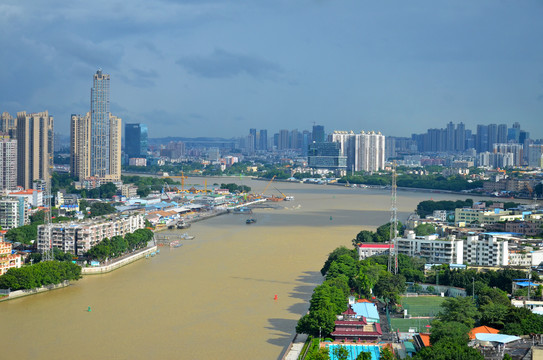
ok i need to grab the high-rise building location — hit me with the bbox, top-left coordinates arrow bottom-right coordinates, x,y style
476,125 -> 489,153
90,69 -> 111,178
16,111 -> 54,190
259,129 -> 268,151
0,112 -> 16,138
125,123 -> 148,158
312,125 -> 325,143
71,70 -> 121,181
330,130 -> 385,172
249,128 -> 257,150
455,122 -> 466,152
497,124 -> 507,144
0,138 -> 17,190
70,113 -> 91,180
278,130 -> 289,150
308,142 -> 346,171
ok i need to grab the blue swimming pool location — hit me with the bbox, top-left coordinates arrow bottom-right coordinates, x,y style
326,344 -> 380,360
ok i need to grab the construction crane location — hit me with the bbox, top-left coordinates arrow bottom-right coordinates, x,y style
274,187 -> 286,199
261,175 -> 276,197
162,171 -> 188,193
161,183 -> 172,200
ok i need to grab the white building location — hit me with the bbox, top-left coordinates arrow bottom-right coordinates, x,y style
8,189 -> 43,207
0,138 -> 17,191
396,232 -> 464,264
37,214 -> 145,255
0,197 -> 29,229
358,243 -> 392,260
330,130 -> 385,172
463,233 -> 509,266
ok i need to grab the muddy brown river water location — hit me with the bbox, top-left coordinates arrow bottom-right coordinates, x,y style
0,178 -> 484,359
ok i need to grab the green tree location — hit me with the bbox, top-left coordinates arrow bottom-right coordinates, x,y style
380,347 -> 396,360
413,341 -> 484,360
333,346 -> 349,360
356,352 -> 372,360
414,223 -> 436,236
320,247 -> 356,276
438,296 -> 479,328
429,320 -> 470,345
480,303 -> 509,329
373,272 -> 406,305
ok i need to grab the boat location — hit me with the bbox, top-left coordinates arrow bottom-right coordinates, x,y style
177,222 -> 191,229
233,207 -> 252,214
180,233 -> 195,240
284,196 -> 294,201
246,218 -> 256,224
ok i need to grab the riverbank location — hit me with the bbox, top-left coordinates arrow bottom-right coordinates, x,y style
81,245 -> 158,275
0,280 -> 71,302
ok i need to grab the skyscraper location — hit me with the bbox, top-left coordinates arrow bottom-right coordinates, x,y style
312,125 -> 325,143
125,123 -> 148,158
259,129 -> 268,151
71,70 -> 121,181
16,111 -> 54,189
91,69 -> 111,178
249,128 -> 257,150
330,130 -> 385,172
0,137 -> 17,190
70,113 -> 91,180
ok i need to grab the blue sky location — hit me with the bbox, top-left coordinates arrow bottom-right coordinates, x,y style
1,1 -> 542,139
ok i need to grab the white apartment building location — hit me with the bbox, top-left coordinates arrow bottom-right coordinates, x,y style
0,197 -> 29,229
463,233 -> 509,266
508,249 -> 543,267
358,243 -> 393,260
8,189 -> 43,207
330,130 -> 385,172
37,214 -> 145,255
454,207 -> 524,226
396,232 -> 464,264
395,232 -> 518,267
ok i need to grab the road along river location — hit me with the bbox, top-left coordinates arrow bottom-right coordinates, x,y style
0,178 -> 486,359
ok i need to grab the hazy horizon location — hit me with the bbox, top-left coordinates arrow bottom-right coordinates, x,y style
2,1 -> 542,139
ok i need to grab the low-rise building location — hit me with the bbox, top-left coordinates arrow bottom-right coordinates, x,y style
358,243 -> 392,260
37,214 -> 145,255
0,241 -> 22,275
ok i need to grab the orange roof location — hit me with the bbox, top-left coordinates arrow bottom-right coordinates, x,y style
419,333 -> 431,347
10,189 -> 40,195
357,298 -> 372,303
469,326 -> 499,340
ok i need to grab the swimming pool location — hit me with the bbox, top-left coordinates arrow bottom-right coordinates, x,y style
326,344 -> 380,360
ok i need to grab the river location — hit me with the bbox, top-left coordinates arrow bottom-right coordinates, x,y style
0,178 -> 486,359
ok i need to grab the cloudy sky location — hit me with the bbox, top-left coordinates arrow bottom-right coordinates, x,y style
1,0 -> 542,139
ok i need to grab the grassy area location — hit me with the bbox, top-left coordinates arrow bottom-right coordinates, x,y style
399,295 -> 445,317
391,318 -> 433,333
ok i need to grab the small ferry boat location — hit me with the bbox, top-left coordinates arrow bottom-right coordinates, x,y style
233,207 -> 252,214
246,218 -> 256,224
180,233 -> 195,240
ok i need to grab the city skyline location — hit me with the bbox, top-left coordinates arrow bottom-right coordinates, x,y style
1,1 -> 542,139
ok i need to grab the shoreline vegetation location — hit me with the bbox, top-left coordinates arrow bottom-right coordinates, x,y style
288,221 -> 543,360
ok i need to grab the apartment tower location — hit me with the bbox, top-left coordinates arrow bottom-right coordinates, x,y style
16,111 -> 54,190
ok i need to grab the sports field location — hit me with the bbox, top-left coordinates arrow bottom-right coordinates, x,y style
390,296 -> 445,332
399,296 -> 445,317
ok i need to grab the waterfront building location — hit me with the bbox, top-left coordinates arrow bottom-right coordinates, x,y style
16,111 -> 54,190
330,130 -> 385,172
37,214 -> 145,255
0,137 -> 17,190
0,197 -> 29,230
357,243 -> 392,260
90,69 -> 111,178
125,123 -> 148,158
307,142 -> 347,172
396,232 -> 464,264
0,241 -> 22,275
331,305 -> 382,342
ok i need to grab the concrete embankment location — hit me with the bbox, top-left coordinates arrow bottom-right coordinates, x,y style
81,246 -> 158,275
0,281 -> 71,302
